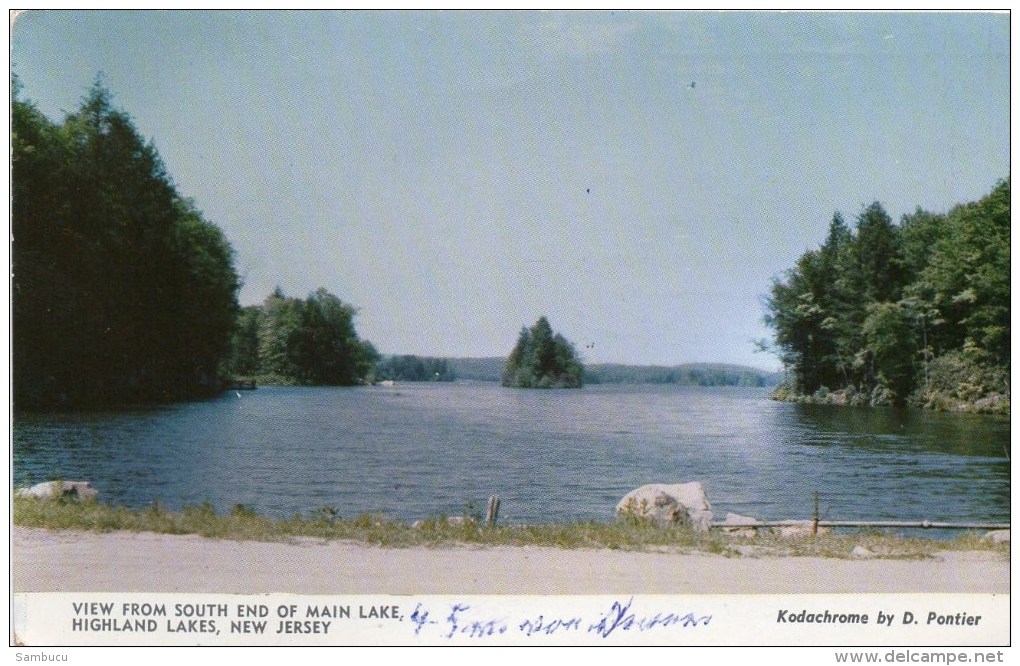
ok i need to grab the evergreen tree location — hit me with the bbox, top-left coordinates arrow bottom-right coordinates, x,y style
502,317 -> 584,388
852,202 -> 907,304
225,306 -> 263,376
257,288 -> 305,380
919,179 -> 1010,364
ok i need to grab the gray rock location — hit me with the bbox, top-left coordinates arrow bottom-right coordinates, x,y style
850,545 -> 876,559
616,482 -> 713,531
444,516 -> 476,527
720,512 -> 762,537
722,512 -> 760,525
982,529 -> 1010,544
974,394 -> 1006,412
16,480 -> 98,501
775,520 -> 831,537
411,515 -> 477,529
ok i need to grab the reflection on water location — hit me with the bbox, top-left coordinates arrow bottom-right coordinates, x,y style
12,383 -> 1010,530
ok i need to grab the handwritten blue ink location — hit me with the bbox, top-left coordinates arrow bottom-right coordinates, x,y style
408,603 -> 438,637
519,615 -> 583,637
588,598 -> 712,638
405,599 -> 710,640
445,603 -> 508,639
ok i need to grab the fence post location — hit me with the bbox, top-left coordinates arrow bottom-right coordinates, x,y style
486,495 -> 501,527
812,491 -> 820,536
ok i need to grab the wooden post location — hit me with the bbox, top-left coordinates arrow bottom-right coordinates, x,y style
812,491 -> 820,536
486,495 -> 501,527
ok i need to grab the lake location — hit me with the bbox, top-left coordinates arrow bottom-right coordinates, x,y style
12,383 -> 1011,532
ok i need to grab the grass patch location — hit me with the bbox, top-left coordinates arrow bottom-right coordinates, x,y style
12,497 -> 1009,560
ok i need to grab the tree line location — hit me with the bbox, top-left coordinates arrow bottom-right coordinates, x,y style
223,290 -> 467,386
375,355 -> 455,382
764,179 -> 1009,413
30,80 -> 1000,409
585,364 -> 778,387
223,288 -> 379,386
12,81 -> 583,403
13,80 -> 241,409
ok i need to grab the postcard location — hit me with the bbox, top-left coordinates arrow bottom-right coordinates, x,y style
9,9 -> 1010,656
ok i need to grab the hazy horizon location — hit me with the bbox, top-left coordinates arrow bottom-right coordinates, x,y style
11,11 -> 1009,370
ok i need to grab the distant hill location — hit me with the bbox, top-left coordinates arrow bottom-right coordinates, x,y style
445,357 -> 780,387
585,363 -> 781,387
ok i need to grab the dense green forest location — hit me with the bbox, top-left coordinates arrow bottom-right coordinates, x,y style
12,81 -> 241,409
223,288 -> 379,386
764,179 -> 1009,414
502,317 -> 584,388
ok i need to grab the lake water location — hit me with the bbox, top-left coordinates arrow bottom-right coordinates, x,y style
12,383 -> 1011,532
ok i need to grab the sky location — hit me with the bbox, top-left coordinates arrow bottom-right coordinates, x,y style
10,10 -> 1010,370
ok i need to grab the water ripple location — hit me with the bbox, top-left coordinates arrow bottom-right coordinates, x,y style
12,384 -> 1010,529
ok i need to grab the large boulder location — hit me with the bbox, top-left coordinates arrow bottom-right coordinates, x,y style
616,482 -> 713,531
16,480 -> 98,501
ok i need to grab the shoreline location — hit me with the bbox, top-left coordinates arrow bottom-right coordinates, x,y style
12,526 -> 1009,595
770,386 -> 1011,417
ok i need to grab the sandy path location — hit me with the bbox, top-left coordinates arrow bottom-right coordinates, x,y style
12,527 -> 1009,595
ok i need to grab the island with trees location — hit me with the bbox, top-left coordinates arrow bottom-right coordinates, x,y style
763,179 -> 1009,414
501,317 -> 585,388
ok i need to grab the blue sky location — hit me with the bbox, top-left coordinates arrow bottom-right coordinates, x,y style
10,11 -> 1010,369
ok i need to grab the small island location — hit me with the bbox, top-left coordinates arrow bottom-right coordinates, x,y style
501,317 -> 584,389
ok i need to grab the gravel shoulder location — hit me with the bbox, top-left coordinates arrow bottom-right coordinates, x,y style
11,526 -> 1010,594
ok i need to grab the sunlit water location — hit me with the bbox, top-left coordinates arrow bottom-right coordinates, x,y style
13,383 -> 1010,532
